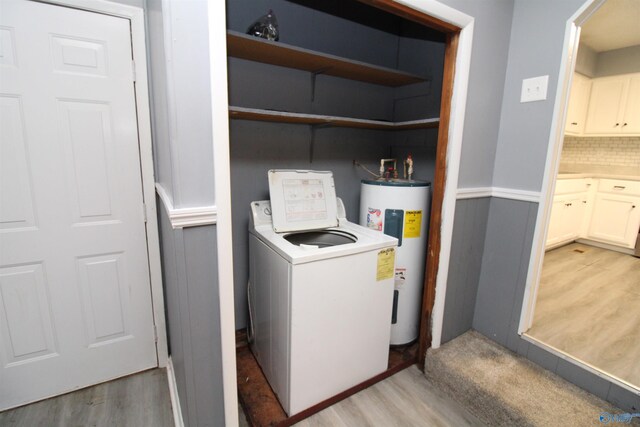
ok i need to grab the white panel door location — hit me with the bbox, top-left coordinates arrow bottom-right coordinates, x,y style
0,0 -> 156,409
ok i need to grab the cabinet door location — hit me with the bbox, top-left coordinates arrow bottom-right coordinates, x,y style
587,194 -> 640,248
621,75 -> 640,134
584,77 -> 626,135
563,193 -> 588,239
546,196 -> 567,247
565,73 -> 591,135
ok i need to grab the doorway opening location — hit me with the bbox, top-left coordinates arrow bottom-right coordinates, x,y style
520,0 -> 640,393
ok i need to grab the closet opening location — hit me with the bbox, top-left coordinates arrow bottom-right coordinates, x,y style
225,1 -> 461,424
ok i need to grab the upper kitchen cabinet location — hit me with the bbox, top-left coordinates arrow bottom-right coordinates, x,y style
584,73 -> 640,136
565,73 -> 591,135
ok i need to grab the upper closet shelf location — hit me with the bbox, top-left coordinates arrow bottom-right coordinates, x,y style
227,31 -> 427,87
229,106 -> 440,130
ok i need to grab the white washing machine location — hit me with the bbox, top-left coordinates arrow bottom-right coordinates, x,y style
248,170 -> 397,416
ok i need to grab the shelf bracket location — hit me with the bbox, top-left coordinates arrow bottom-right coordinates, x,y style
309,123 -> 331,163
310,68 -> 331,102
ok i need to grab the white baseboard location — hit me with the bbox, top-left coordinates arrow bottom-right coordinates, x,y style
155,183 -> 217,229
166,357 -> 185,427
456,186 -> 542,203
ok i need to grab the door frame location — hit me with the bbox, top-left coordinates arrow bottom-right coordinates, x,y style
518,0 -> 604,335
208,1 -> 474,424
35,0 -> 168,367
354,1 -> 473,364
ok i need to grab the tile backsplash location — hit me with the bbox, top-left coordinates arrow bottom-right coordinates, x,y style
561,136 -> 640,167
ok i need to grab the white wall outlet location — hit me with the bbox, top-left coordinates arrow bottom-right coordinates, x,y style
520,75 -> 549,103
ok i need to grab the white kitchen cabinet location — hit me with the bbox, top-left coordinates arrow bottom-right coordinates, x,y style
546,196 -> 567,247
587,194 -> 640,248
584,73 -> 640,136
546,178 -> 592,248
547,177 -> 640,250
546,193 -> 589,248
622,75 -> 640,134
565,73 -> 591,135
586,179 -> 640,248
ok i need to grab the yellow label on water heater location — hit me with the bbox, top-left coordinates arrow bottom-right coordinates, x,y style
403,210 -> 422,238
376,248 -> 395,281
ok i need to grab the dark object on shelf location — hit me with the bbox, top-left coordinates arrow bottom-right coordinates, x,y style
247,10 -> 279,41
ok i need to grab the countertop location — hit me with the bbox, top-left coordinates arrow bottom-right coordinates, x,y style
557,164 -> 640,181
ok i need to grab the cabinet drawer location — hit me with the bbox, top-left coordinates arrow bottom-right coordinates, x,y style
554,179 -> 591,195
597,179 -> 640,196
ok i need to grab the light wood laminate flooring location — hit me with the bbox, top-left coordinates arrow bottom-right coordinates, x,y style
291,366 -> 483,426
528,243 -> 640,388
0,369 -> 173,427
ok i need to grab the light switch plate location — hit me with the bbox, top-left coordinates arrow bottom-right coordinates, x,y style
520,75 -> 549,103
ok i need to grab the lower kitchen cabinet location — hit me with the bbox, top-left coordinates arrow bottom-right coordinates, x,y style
546,177 -> 640,250
546,193 -> 588,247
587,193 -> 640,248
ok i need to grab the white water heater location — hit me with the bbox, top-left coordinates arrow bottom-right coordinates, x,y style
359,179 -> 430,345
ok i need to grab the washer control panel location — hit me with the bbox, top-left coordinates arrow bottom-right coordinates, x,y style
250,200 -> 273,228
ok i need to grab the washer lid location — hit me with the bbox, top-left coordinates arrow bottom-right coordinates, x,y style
268,169 -> 338,232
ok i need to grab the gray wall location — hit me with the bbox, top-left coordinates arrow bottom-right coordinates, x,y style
158,208 -> 225,426
577,44 -> 640,78
471,198 -> 638,412
575,43 -> 597,77
436,0 -> 515,188
433,0 -> 516,342
147,0 -> 173,198
435,0 -> 516,345
442,0 -> 639,412
440,198 -> 490,343
146,0 -> 225,425
227,1 -> 445,329
227,0 -> 409,71
147,0 -> 215,208
473,198 -> 538,349
595,45 -> 640,77
492,0 -> 584,192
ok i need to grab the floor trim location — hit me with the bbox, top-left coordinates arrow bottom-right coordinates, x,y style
521,333 -> 640,396
166,357 -> 185,427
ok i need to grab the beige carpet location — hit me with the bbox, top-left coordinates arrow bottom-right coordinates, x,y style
425,331 -> 639,427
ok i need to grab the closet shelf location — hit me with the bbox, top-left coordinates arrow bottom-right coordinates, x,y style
228,106 -> 440,130
227,31 -> 426,87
